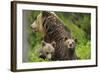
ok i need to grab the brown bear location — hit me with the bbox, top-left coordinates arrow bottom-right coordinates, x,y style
64,38 -> 78,60
39,41 -> 56,60
31,11 -> 73,60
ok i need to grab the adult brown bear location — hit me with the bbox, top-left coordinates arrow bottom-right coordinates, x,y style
31,11 -> 77,60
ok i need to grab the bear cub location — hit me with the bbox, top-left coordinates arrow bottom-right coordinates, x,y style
39,41 -> 56,60
64,38 -> 78,60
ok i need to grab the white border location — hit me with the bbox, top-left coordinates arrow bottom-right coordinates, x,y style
17,3 -> 96,69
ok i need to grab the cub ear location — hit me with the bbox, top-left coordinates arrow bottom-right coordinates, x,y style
42,11 -> 50,17
64,37 -> 68,41
71,37 -> 77,43
74,38 -> 77,43
51,41 -> 56,47
42,41 -> 46,46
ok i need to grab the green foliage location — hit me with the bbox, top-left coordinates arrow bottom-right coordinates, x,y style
28,44 -> 49,62
27,11 -> 91,62
76,41 -> 91,59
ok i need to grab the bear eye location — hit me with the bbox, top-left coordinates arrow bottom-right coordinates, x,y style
67,41 -> 69,44
72,42 -> 74,44
51,52 -> 53,54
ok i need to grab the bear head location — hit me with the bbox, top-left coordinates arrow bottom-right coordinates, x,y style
31,11 -> 58,34
64,38 -> 77,51
39,41 -> 56,60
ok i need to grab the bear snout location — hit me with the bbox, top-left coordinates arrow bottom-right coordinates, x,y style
69,44 -> 72,47
30,25 -> 37,32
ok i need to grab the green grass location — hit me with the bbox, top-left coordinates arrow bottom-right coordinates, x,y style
28,44 -> 49,62
76,41 -> 91,59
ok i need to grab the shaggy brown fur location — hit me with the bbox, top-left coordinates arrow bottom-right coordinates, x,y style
42,11 -> 72,60
31,11 -> 77,60
43,11 -> 71,42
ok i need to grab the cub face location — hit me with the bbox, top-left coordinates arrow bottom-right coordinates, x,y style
64,38 -> 77,50
39,41 -> 56,60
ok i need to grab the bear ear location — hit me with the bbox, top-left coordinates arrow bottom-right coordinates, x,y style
42,41 -> 46,46
51,41 -> 56,47
71,37 -> 77,43
42,11 -> 50,17
64,37 -> 68,41
74,38 -> 77,43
